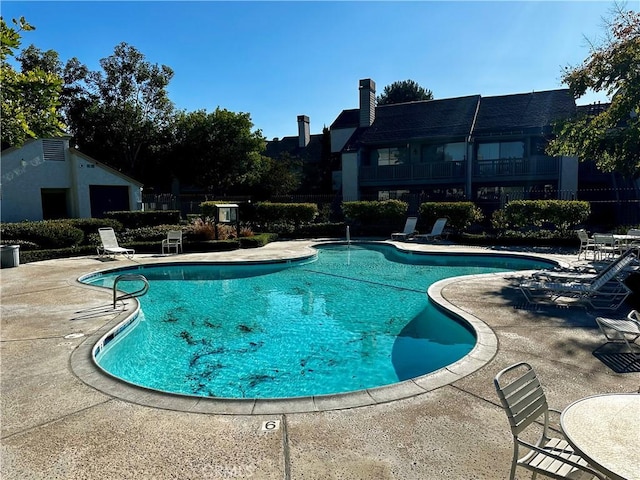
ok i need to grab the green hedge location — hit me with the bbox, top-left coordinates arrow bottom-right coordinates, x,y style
492,200 -> 590,233
238,233 -> 279,248
293,222 -> 348,238
0,220 -> 84,249
20,245 -> 96,263
67,218 -> 124,237
104,210 -> 181,228
342,200 -> 407,225
254,202 -> 318,227
418,202 -> 484,234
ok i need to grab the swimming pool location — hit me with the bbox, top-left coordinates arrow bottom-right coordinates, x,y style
81,243 -> 552,400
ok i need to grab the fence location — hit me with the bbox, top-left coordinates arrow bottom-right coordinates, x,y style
143,187 -> 639,230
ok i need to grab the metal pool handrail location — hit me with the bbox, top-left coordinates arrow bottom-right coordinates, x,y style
113,274 -> 149,308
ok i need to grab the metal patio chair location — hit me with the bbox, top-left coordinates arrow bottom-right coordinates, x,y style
494,362 -> 606,480
593,233 -> 618,261
162,230 -> 183,254
576,229 -> 597,260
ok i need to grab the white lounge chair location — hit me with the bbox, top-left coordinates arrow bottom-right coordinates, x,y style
519,251 -> 636,310
97,227 -> 135,259
494,362 -> 606,480
162,230 -> 183,254
391,216 -> 418,241
415,217 -> 447,242
595,309 -> 640,355
532,248 -> 637,283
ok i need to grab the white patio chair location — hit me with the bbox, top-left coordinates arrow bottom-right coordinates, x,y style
494,362 -> 607,480
97,227 -> 135,259
576,229 -> 596,260
519,251 -> 636,310
593,233 -> 618,261
415,217 -> 448,242
162,230 -> 183,254
627,228 -> 640,255
595,309 -> 640,355
391,216 -> 418,241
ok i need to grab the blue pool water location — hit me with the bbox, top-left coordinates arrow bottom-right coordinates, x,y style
82,244 -> 552,399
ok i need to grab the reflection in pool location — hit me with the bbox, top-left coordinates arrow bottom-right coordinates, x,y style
82,244 -> 552,399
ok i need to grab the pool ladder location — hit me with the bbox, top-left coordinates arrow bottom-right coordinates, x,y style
113,274 -> 149,308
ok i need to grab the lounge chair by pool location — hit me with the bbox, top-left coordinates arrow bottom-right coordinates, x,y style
97,227 -> 135,260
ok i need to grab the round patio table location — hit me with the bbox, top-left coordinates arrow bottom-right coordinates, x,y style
561,393 -> 640,480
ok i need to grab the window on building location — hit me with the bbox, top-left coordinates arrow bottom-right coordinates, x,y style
378,190 -> 410,201
477,141 -> 524,160
421,142 -> 466,162
373,147 -> 409,166
420,187 -> 465,201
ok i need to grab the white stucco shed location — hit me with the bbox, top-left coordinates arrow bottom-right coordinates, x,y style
1,137 -> 143,222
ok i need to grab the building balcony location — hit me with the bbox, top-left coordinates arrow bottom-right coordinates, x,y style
358,156 -> 560,186
472,156 -> 559,179
359,161 -> 465,185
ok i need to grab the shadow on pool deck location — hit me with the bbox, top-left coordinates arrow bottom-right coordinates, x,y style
1,240 -> 638,479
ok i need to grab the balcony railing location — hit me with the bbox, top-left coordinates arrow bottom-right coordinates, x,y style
360,161 -> 466,183
473,156 -> 559,178
359,156 -> 559,183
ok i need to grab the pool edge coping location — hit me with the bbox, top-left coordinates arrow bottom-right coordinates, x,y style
69,245 -> 539,415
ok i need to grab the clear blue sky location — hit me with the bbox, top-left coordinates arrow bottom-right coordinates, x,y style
3,1 -> 621,140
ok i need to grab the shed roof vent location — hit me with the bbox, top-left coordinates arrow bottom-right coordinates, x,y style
42,139 -> 65,162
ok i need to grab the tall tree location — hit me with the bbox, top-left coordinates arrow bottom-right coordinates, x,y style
376,79 -> 434,105
547,5 -> 639,177
252,152 -> 302,199
0,17 -> 65,148
17,44 -> 62,74
166,108 -> 266,195
64,42 -> 174,180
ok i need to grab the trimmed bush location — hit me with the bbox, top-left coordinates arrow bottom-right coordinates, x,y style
4,239 -> 39,251
104,210 -> 181,228
21,245 -> 96,263
342,200 -> 407,224
67,218 -> 124,241
238,233 -> 278,248
181,240 -> 240,252
294,222 -> 348,238
1,220 -> 84,248
255,202 -> 318,228
118,225 -> 181,244
418,202 -> 484,234
492,200 -> 590,233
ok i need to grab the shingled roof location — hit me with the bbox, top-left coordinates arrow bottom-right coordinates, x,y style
264,134 -> 324,163
473,89 -> 576,136
357,95 -> 481,146
330,109 -> 360,130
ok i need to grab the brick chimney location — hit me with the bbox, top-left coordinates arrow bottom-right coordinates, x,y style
359,79 -> 376,127
297,115 -> 310,148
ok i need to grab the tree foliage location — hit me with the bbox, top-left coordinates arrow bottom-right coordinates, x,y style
0,17 -> 65,148
252,152 -> 302,198
63,42 -> 174,179
376,79 -> 434,105
166,108 -> 266,195
547,5 -> 640,177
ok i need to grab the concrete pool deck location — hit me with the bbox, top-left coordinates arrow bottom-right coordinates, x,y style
2,240 -> 639,479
